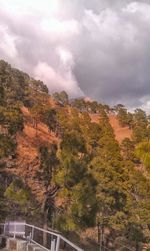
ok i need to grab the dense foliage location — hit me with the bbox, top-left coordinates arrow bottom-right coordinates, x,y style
1,60 -> 150,250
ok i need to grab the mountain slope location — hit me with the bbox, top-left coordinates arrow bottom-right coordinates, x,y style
1,60 -> 150,251
10,106 -> 59,202
109,114 -> 132,143
90,113 -> 132,144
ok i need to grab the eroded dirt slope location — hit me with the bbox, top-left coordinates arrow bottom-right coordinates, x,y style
6,106 -> 59,202
90,113 -> 132,144
109,114 -> 132,144
6,108 -> 132,202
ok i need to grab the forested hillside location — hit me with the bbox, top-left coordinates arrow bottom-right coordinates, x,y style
1,60 -> 150,250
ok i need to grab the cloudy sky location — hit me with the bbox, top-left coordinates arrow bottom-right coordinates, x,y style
1,0 -> 150,110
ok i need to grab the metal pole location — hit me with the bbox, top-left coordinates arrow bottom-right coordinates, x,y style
55,236 -> 60,251
4,223 -> 6,236
14,223 -> 16,239
51,239 -> 55,251
31,226 -> 34,241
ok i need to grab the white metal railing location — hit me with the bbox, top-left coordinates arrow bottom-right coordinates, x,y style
0,222 -> 84,251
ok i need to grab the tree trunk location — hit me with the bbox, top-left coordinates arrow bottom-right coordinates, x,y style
101,226 -> 105,250
136,241 -> 139,251
97,222 -> 100,244
43,209 -> 48,247
41,194 -> 49,247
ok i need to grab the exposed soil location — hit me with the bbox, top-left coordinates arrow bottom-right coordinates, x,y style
6,106 -> 59,202
90,113 -> 132,144
109,114 -> 132,144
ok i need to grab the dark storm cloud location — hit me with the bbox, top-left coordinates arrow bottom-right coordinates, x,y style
71,0 -> 150,108
0,0 -> 150,110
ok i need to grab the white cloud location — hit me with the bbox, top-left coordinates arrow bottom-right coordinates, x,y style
41,18 -> 79,36
0,0 -> 150,109
0,0 -> 59,16
0,25 -> 18,58
34,61 -> 84,97
56,47 -> 74,68
138,95 -> 150,114
124,1 -> 150,17
141,100 -> 150,114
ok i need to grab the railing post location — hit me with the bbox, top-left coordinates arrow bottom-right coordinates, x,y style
51,239 -> 56,251
4,223 -> 6,235
55,235 -> 60,251
5,222 -> 83,251
14,223 -> 16,239
31,226 -> 34,241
